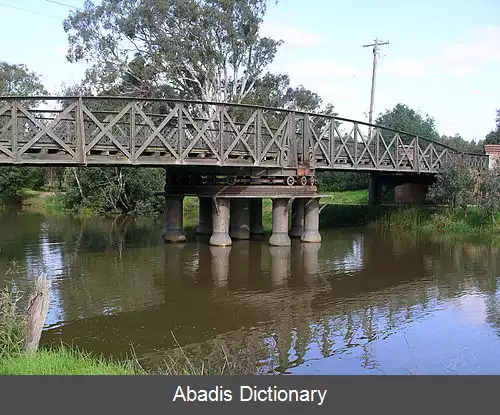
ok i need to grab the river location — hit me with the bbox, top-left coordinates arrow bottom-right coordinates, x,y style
1,211 -> 499,374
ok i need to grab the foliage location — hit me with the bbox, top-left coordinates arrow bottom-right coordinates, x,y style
377,207 -> 432,233
59,167 -> 164,216
64,0 -> 280,102
0,63 -> 49,201
477,165 -> 500,223
427,163 -> 476,209
317,171 -> 369,192
375,103 -> 440,141
484,109 -> 500,145
0,61 -> 47,96
243,72 -> 326,112
439,133 -> 484,154
0,281 -> 25,360
378,207 -> 498,236
0,167 -> 46,201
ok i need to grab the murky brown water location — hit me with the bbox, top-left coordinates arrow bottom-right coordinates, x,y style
1,211 -> 499,374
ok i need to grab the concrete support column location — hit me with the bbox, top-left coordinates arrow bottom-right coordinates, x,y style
196,197 -> 213,234
269,198 -> 291,246
368,174 -> 380,206
209,198 -> 232,246
301,198 -> 321,243
289,199 -> 305,238
230,198 -> 250,240
163,196 -> 186,243
250,198 -> 264,235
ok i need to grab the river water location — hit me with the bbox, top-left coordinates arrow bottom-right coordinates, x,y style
0,212 -> 499,374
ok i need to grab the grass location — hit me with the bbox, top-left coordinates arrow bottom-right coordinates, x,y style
326,189 -> 368,205
377,206 -> 500,236
0,346 -> 135,375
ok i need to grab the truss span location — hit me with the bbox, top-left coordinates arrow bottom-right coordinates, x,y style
0,96 -> 489,174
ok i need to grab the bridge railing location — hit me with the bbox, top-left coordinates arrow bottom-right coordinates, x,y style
0,96 -> 489,173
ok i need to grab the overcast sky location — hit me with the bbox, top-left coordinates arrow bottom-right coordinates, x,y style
1,0 -> 499,141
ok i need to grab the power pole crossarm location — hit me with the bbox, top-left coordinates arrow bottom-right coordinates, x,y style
362,38 -> 389,128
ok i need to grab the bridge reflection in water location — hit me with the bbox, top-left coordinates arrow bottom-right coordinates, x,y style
17,217 -> 495,375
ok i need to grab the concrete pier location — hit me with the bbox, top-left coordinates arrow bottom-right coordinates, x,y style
230,199 -> 250,240
209,198 -> 232,246
250,198 -> 264,236
163,196 -> 186,243
301,198 -> 321,243
289,199 -> 305,238
368,174 -> 381,206
196,197 -> 213,234
269,198 -> 291,246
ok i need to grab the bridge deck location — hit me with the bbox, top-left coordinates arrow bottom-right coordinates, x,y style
0,97 -> 488,174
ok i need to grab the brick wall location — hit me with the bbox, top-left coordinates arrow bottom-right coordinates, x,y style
484,144 -> 500,169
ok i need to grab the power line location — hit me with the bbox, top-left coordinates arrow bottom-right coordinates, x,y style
0,2 -> 63,19
45,0 -> 77,9
362,38 -> 389,128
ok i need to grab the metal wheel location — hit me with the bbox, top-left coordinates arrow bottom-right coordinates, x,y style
309,176 -> 315,186
286,176 -> 295,187
299,176 -> 308,186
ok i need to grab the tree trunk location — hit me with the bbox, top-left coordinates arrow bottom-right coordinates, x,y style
24,274 -> 51,352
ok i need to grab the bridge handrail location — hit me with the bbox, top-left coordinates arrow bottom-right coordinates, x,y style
0,95 -> 488,159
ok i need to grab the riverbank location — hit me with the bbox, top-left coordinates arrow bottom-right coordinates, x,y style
11,188 -> 500,238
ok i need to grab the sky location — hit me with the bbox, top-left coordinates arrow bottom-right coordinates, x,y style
1,0 -> 499,141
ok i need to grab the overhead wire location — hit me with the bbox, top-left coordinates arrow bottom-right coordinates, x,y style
0,2 -> 63,19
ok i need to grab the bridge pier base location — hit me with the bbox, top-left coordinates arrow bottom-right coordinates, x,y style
163,196 -> 186,243
269,198 -> 291,246
250,199 -> 264,236
368,175 -> 381,206
196,197 -> 213,234
301,198 -> 321,243
230,199 -> 250,240
289,199 -> 305,238
209,198 -> 232,247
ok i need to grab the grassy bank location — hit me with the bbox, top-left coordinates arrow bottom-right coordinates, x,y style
0,347 -> 135,375
376,206 -> 500,236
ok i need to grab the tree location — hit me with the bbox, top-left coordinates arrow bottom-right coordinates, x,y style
375,103 -> 440,141
0,62 -> 47,96
0,62 -> 48,201
484,109 -> 500,145
477,165 -> 500,223
427,163 -> 476,209
440,133 -> 484,154
60,167 -> 164,215
63,0 -> 280,102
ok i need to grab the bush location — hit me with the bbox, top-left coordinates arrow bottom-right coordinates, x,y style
59,167 -> 164,216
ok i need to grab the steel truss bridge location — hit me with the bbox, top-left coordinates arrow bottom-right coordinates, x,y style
0,96 -> 489,185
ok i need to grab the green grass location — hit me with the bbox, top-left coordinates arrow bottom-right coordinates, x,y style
0,347 -> 135,375
325,189 -> 368,205
377,206 -> 500,236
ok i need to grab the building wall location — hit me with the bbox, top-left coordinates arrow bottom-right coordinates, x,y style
484,145 -> 500,169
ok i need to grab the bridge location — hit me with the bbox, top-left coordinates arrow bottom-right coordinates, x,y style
0,96 -> 490,246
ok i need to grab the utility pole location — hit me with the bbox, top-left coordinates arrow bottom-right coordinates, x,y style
362,38 -> 389,128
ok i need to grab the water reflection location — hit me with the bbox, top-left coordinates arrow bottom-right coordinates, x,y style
0,213 -> 499,374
